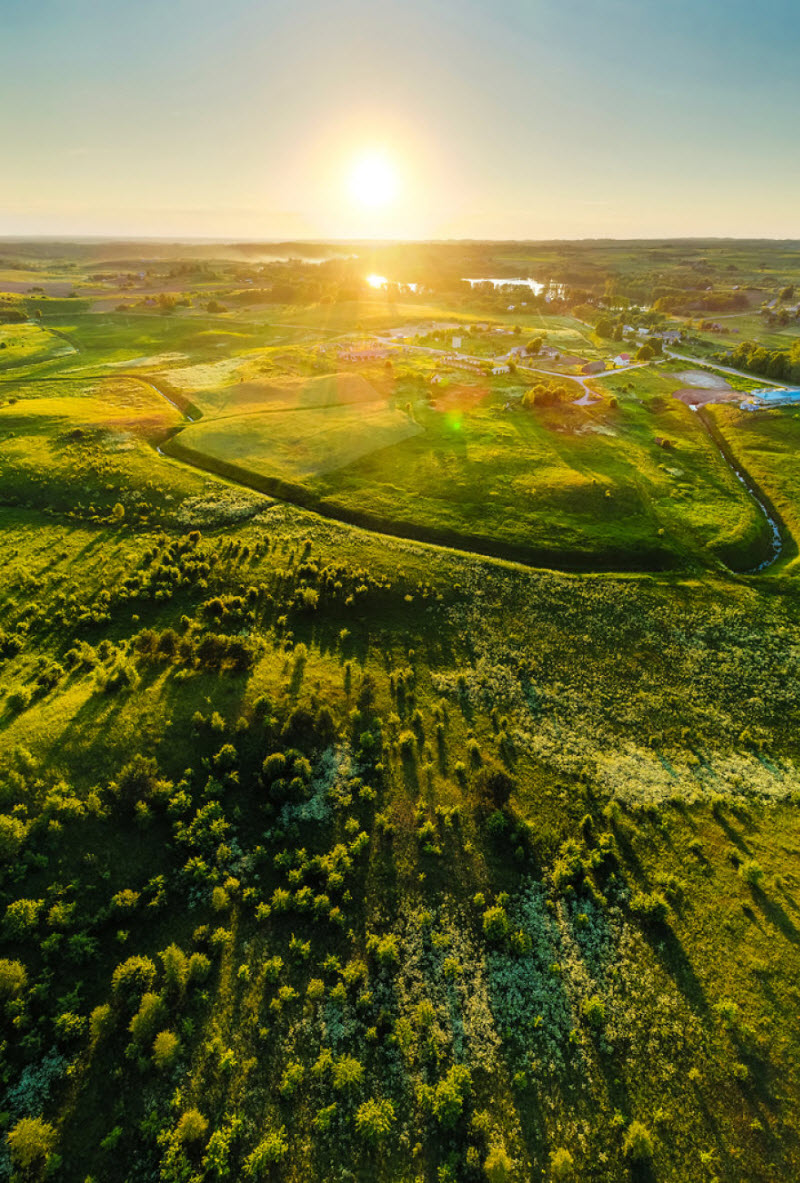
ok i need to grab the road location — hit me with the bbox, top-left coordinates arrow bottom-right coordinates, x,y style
663,349 -> 787,388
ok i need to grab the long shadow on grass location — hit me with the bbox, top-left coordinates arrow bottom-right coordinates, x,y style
642,919 -> 710,1018
750,885 -> 800,944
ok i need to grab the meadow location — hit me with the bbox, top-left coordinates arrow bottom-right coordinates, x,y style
3,240 -> 800,1182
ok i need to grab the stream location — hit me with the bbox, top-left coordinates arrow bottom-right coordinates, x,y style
690,406 -> 783,572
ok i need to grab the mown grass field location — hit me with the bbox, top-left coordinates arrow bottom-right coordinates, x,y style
163,357 -> 769,570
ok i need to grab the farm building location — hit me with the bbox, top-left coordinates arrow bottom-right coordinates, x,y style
740,388 -> 800,411
339,344 -> 390,362
582,360 -> 606,375
613,353 -> 631,366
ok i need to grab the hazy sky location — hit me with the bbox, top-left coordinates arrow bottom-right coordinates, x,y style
1,0 -> 798,239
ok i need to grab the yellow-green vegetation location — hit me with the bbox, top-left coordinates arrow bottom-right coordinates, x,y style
3,240 -> 800,1183
705,402 -> 800,571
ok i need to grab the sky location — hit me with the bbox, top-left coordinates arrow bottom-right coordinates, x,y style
1,0 -> 799,240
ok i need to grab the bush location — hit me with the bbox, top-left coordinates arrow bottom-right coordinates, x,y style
153,1029 -> 180,1069
482,905 -> 510,942
90,1003 -> 113,1040
3,897 -> 43,939
112,954 -> 157,1000
7,1116 -> 57,1171
176,1109 -> 208,1145
129,992 -> 167,1045
630,891 -> 668,923
161,944 -> 189,995
0,958 -> 27,998
582,995 -> 606,1028
549,1147 -> 574,1179
0,813 -> 28,862
740,859 -> 764,887
111,755 -> 161,811
484,1143 -> 514,1182
623,1120 -> 654,1161
355,1098 -> 395,1142
244,1127 -> 288,1174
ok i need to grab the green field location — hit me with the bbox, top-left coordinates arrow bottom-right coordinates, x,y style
4,240 -> 800,1183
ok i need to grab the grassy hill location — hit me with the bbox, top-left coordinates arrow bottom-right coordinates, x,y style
3,242 -> 800,1181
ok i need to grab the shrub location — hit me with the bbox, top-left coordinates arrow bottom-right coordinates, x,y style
153,1029 -> 180,1069
7,1116 -> 57,1171
161,944 -> 189,995
129,992 -> 167,1045
623,1120 -> 654,1161
630,891 -> 668,923
332,1055 -> 364,1092
111,755 -> 161,811
484,1143 -> 514,1182
549,1147 -> 574,1179
0,813 -> 28,862
0,957 -> 27,998
482,906 -> 510,942
176,1109 -> 208,1145
355,1098 -> 395,1142
280,1062 -> 304,1097
3,897 -> 43,939
244,1127 -> 288,1174
740,859 -> 764,887
188,952 -> 211,983
582,995 -> 606,1028
112,954 -> 157,1000
90,1003 -> 113,1040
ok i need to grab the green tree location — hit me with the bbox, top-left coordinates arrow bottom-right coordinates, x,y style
0,957 -> 27,998
550,1147 -> 574,1179
153,1029 -> 180,1069
129,992 -> 167,1045
175,1109 -> 208,1145
485,1142 -> 514,1182
244,1127 -> 288,1174
7,1116 -> 57,1171
355,1098 -> 395,1142
623,1120 -> 654,1162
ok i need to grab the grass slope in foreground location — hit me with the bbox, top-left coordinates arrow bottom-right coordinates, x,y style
1,496 -> 800,1181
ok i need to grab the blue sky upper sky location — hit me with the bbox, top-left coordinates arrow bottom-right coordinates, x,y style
1,0 -> 798,239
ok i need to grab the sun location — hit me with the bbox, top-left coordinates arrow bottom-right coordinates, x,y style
348,152 -> 397,208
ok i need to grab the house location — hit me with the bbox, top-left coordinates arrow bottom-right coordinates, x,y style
430,373 -> 443,384
613,353 -> 631,366
451,336 -> 462,350
339,344 -> 389,362
492,364 -> 510,375
582,360 -> 606,375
